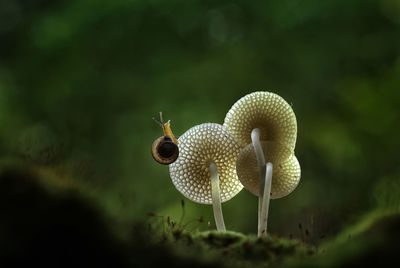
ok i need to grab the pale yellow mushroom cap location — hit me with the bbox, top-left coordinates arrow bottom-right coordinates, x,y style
236,141 -> 301,199
224,91 -> 297,150
169,123 -> 243,204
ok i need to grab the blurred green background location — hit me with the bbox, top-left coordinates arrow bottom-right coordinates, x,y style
1,0 -> 400,241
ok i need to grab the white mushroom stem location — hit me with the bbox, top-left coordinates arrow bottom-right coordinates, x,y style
259,162 -> 273,236
251,128 -> 273,237
209,161 -> 226,231
251,128 -> 266,233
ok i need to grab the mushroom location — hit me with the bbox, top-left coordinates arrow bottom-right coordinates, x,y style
224,91 -> 297,149
223,91 -> 299,236
169,123 -> 243,231
236,141 -> 301,234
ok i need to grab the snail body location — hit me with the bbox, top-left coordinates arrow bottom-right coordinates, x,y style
151,113 -> 179,165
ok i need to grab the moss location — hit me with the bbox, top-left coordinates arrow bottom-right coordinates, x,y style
148,227 -> 316,268
146,210 -> 400,267
286,211 -> 400,267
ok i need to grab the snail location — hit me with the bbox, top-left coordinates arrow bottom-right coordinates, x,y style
151,112 -> 179,165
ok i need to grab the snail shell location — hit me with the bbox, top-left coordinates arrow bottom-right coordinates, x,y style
151,136 -> 179,165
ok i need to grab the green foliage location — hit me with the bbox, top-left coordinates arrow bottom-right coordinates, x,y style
373,175 -> 400,212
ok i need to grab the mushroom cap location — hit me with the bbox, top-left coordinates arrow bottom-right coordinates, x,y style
169,123 -> 243,204
224,91 -> 297,149
236,141 -> 301,199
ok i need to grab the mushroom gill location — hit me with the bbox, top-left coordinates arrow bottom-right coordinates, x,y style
224,91 -> 297,150
236,141 -> 301,199
169,123 -> 243,231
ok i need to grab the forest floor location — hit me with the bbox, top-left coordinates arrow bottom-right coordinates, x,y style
0,162 -> 399,267
142,208 -> 400,268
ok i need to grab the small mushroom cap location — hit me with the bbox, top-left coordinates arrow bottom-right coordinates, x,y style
236,141 -> 301,199
224,91 -> 297,150
169,123 -> 243,204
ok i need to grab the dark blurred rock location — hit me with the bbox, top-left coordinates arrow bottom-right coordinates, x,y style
0,166 -> 222,268
0,167 -> 128,267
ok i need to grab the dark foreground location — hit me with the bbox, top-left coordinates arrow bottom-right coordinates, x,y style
1,164 -> 399,268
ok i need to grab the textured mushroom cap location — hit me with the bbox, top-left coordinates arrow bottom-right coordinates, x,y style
169,123 -> 243,204
224,91 -> 297,150
236,141 -> 301,199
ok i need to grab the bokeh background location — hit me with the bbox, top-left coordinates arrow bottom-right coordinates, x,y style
1,0 -> 400,244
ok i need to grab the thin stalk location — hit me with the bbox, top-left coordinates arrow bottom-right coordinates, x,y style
259,162 -> 273,236
251,128 -> 266,233
209,161 -> 226,231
